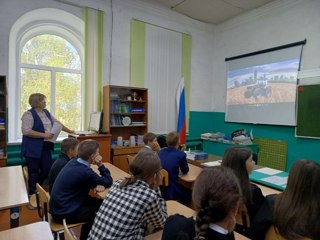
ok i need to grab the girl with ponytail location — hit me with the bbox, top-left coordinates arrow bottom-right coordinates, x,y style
162,166 -> 241,240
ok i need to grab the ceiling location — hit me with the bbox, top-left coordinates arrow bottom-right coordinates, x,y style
144,0 -> 277,24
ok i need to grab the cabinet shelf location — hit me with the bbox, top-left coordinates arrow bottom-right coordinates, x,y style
110,124 -> 147,128
103,85 -> 148,142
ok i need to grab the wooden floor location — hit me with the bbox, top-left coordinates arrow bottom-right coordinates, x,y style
0,205 -> 81,239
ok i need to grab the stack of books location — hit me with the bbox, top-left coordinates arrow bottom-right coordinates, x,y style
200,132 -> 225,141
186,151 -> 208,160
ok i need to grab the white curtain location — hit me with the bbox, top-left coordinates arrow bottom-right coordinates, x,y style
145,25 -> 182,133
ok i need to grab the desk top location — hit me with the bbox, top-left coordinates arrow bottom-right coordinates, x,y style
0,166 -> 29,210
178,164 -> 202,183
0,222 -> 53,240
91,162 -> 130,198
249,167 -> 288,191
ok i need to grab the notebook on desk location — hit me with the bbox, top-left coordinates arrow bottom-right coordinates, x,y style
74,112 -> 103,135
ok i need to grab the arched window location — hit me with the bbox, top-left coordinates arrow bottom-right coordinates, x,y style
8,8 -> 84,142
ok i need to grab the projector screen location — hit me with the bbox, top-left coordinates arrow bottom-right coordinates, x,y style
225,41 -> 305,126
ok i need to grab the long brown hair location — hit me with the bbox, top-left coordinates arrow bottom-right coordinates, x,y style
193,167 -> 241,239
120,151 -> 161,188
221,147 -> 252,205
274,160 -> 320,239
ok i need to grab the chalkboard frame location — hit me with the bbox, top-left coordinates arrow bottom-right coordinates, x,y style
296,84 -> 320,139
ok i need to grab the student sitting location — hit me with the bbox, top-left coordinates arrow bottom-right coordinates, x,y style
221,147 -> 265,233
248,159 -> 320,240
48,137 -> 79,194
159,131 -> 190,203
162,166 -> 241,240
88,151 -> 167,240
50,139 -> 113,240
139,132 -> 161,154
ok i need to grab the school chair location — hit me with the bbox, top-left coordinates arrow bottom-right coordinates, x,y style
159,168 -> 169,199
35,183 -> 85,240
63,218 -> 77,240
22,166 -> 37,209
264,226 -> 311,240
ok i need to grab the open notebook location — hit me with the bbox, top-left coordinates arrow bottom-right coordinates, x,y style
75,112 -> 102,135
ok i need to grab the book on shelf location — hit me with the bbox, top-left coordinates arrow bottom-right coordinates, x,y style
131,108 -> 145,112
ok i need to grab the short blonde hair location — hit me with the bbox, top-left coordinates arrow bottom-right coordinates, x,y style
29,93 -> 46,108
166,131 -> 179,147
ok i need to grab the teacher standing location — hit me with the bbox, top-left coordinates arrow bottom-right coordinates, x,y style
21,93 -> 74,195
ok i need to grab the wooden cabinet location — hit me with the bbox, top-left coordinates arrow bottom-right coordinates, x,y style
0,76 -> 7,167
68,133 -> 112,163
111,146 -> 142,172
103,85 -> 148,142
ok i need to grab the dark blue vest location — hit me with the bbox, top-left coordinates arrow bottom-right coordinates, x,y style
21,108 -> 53,158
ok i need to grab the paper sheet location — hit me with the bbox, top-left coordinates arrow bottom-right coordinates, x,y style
254,167 -> 282,175
201,160 -> 222,167
49,122 -> 62,142
261,176 -> 288,186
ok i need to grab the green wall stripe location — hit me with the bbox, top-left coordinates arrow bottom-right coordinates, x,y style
182,34 -> 192,131
97,10 -> 104,110
130,20 -> 146,87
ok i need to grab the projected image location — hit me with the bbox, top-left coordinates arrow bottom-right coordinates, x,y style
227,59 -> 299,105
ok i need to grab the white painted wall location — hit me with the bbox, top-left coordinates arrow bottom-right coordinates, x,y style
211,0 -> 320,112
3,0 -> 318,114
0,0 -> 215,112
109,0 -> 215,111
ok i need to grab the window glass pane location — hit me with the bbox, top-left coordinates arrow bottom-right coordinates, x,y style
55,72 -> 81,133
20,68 -> 51,136
21,34 -> 81,70
20,68 -> 51,114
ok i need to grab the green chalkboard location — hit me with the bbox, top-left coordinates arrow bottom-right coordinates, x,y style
296,84 -> 320,138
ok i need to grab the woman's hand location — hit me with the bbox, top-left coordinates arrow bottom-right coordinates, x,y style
43,132 -> 54,139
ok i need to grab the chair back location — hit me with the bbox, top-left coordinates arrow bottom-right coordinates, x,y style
265,226 -> 312,240
159,168 -> 169,199
36,183 -> 50,221
63,219 -> 77,240
236,202 -> 250,229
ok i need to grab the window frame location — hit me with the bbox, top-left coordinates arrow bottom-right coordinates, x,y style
8,8 -> 84,143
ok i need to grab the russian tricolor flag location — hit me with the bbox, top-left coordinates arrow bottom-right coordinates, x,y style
177,78 -> 186,144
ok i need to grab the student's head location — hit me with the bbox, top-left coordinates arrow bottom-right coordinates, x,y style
60,138 -> 79,158
221,147 -> 254,204
120,151 -> 162,189
166,131 -> 179,147
143,132 -> 157,145
77,139 -> 99,161
274,160 -> 320,239
29,93 -> 46,108
193,167 -> 241,238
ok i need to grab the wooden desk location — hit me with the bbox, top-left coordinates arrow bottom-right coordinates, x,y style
111,146 -> 142,172
166,200 -> 195,217
0,222 -> 53,240
91,162 -> 130,198
0,166 -> 29,210
69,133 -> 112,162
0,166 -> 28,228
146,201 -> 249,240
178,164 -> 203,189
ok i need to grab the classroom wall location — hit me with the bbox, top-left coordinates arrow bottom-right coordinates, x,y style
108,0 -> 215,111
194,0 -> 320,171
189,111 -> 320,171
210,0 -> 320,112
